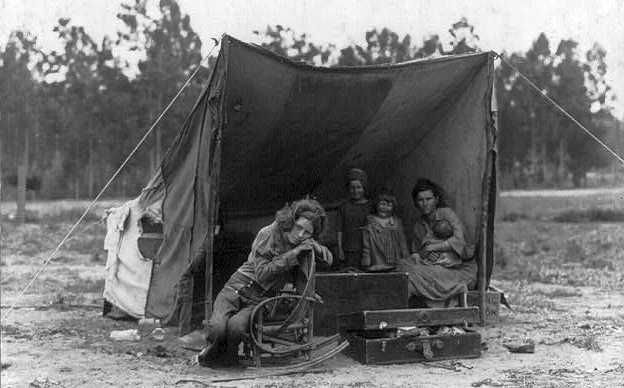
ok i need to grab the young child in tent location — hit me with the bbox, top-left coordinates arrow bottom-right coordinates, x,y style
336,168 -> 372,270
361,190 -> 409,271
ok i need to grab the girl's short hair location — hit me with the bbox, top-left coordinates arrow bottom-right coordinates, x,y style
373,189 -> 398,214
275,198 -> 327,239
345,168 -> 368,191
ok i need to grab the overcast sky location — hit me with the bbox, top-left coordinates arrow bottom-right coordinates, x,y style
1,0 -> 623,116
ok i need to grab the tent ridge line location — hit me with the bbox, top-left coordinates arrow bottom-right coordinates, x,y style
223,34 -> 491,73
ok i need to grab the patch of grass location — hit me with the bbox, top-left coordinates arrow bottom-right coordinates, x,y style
563,240 -> 585,262
0,274 -> 19,286
51,255 -> 78,264
63,228 -> 106,255
39,207 -> 102,224
64,278 -> 105,294
0,324 -> 32,340
501,212 -> 529,222
585,257 -> 615,270
553,208 -> 624,223
569,335 -> 603,352
497,258 -> 570,286
497,189 -> 624,221
494,242 -> 510,269
531,287 -> 583,298
502,368 -> 539,387
502,283 -> 558,312
494,221 -> 624,290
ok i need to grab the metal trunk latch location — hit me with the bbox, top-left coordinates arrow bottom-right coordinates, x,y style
406,339 -> 444,360
422,341 -> 434,360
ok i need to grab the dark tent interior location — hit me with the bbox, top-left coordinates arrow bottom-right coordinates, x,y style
141,36 -> 497,323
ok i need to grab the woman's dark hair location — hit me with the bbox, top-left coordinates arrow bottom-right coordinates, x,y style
373,189 -> 398,215
411,178 -> 448,208
275,198 -> 327,239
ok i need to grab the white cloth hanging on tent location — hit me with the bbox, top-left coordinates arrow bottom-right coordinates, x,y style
103,198 -> 153,318
104,203 -> 130,281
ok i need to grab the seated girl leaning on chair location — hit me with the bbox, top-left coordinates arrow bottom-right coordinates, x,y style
361,190 -> 410,272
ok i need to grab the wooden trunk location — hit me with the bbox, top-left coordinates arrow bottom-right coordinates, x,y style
313,272 -> 409,336
344,331 -> 481,365
338,307 -> 480,330
338,307 -> 481,365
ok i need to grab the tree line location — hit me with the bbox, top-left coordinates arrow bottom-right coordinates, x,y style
1,0 -> 622,201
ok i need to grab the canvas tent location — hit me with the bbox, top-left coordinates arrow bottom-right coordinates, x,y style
103,35 -> 497,325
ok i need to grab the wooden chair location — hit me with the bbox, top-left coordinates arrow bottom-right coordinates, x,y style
241,251 -> 345,367
242,293 -> 316,367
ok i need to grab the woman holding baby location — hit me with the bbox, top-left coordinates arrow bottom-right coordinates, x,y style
397,178 -> 477,306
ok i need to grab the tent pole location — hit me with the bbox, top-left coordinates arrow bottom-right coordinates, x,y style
205,141 -> 221,323
479,150 -> 495,325
480,61 -> 498,325
205,36 -> 228,325
479,206 -> 488,324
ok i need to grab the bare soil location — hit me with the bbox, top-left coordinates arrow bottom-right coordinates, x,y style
2,195 -> 624,387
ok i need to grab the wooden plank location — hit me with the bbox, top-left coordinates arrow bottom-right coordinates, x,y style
344,332 -> 481,365
313,272 -> 409,336
338,307 -> 480,331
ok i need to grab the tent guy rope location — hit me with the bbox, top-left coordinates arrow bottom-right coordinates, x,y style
1,38 -> 220,324
497,53 -> 624,167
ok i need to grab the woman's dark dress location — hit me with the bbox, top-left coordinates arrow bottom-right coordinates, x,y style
396,207 -> 477,301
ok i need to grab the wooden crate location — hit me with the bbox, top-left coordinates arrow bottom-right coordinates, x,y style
338,307 -> 481,365
313,272 -> 409,336
466,291 -> 501,321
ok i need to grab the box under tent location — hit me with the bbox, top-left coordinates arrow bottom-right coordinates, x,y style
103,35 -> 498,337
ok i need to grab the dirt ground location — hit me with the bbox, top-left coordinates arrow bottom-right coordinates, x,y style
1,192 -> 624,387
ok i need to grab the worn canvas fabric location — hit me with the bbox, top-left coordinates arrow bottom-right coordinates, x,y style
103,198 -> 153,317
105,35 -> 496,319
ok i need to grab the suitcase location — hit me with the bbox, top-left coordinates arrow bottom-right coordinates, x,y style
313,272 -> 409,336
338,307 -> 482,364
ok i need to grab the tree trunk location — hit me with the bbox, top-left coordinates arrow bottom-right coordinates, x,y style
88,138 -> 94,198
17,165 -> 26,223
528,123 -> 538,187
154,91 -> 163,173
540,141 -> 548,185
614,120 -> 622,185
0,129 -> 3,201
17,119 -> 29,223
74,141 -> 80,200
155,126 -> 161,171
558,138 -> 567,185
32,104 -> 39,201
571,170 -> 585,188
